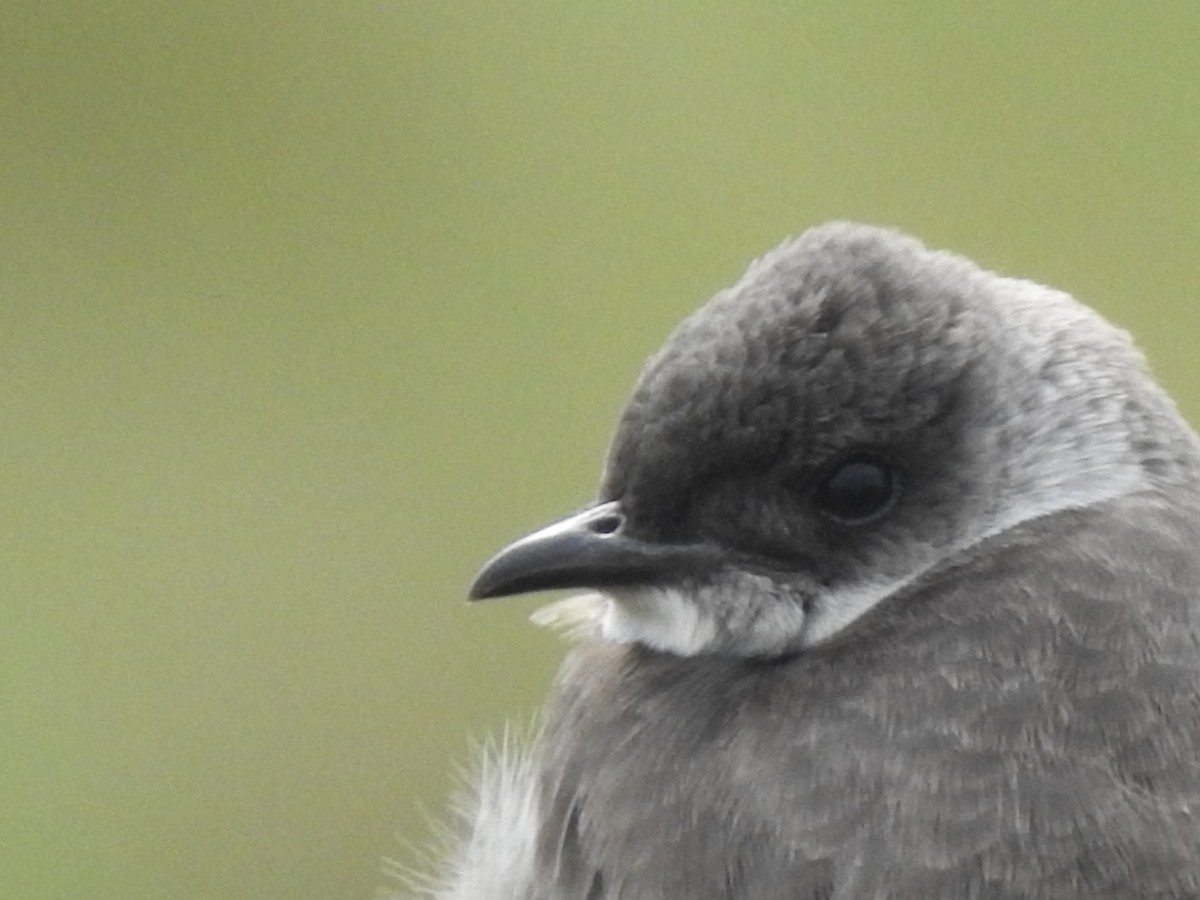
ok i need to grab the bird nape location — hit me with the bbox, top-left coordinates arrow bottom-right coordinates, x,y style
397,223 -> 1200,900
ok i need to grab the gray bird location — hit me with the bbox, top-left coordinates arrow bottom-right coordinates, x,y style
409,223 -> 1200,899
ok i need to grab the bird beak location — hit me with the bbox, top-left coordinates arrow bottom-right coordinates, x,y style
468,501 -> 706,600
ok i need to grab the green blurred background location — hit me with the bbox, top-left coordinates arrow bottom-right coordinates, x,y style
3,2 -> 1199,898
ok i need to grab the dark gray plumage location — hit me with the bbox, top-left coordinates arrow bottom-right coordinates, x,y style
408,223 -> 1200,899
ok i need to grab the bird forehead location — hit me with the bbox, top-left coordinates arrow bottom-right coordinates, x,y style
601,229 -> 982,501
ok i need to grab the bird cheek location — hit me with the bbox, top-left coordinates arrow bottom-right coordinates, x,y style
713,571 -> 819,657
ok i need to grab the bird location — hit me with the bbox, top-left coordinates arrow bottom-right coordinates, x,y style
406,222 -> 1200,899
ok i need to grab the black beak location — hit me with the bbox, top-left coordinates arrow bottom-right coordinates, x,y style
468,501 -> 710,600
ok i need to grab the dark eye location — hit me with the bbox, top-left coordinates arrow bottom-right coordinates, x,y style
816,456 -> 897,524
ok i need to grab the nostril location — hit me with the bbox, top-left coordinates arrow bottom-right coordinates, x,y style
589,512 -> 623,536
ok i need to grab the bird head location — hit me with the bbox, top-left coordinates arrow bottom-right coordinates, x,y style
469,223 -> 1196,657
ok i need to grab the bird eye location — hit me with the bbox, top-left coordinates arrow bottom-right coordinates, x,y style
816,456 -> 897,524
